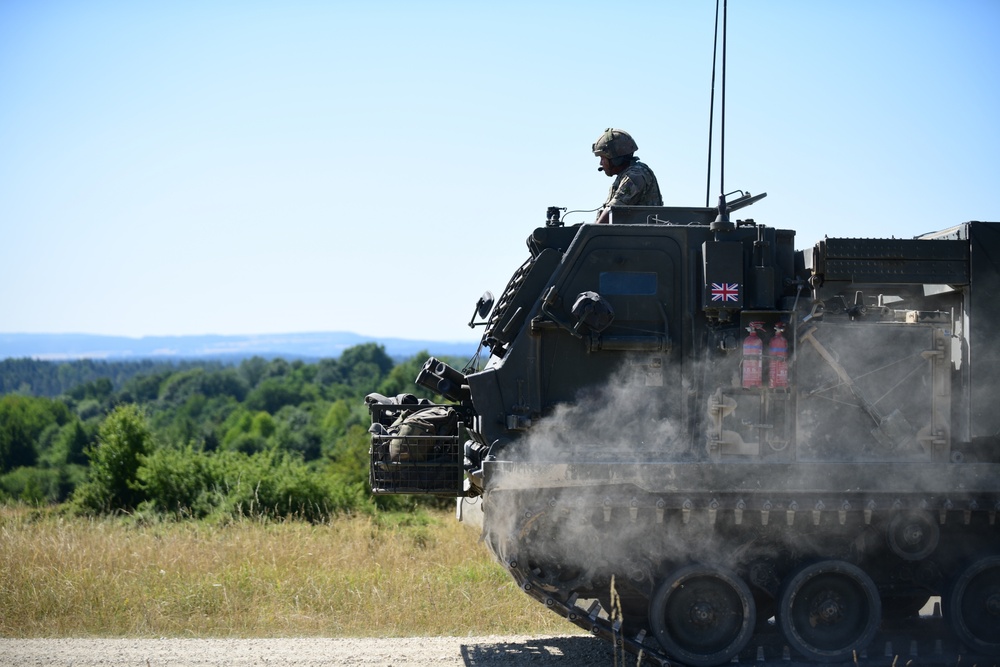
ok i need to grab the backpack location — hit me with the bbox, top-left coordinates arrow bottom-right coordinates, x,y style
387,405 -> 458,463
370,404 -> 465,493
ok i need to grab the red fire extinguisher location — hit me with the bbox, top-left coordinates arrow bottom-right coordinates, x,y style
742,322 -> 764,388
769,322 -> 789,389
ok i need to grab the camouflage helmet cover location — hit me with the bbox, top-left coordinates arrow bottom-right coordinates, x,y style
592,128 -> 638,159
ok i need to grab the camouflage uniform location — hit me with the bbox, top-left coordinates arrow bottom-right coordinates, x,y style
601,158 -> 663,211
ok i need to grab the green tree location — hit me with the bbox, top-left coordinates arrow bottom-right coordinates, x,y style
136,444 -> 216,517
326,424 -> 372,488
68,377 -> 113,401
72,404 -> 154,513
0,466 -> 62,504
339,343 -> 394,390
238,356 -> 268,388
245,377 -> 304,414
273,405 -> 323,461
118,370 -> 170,403
0,395 -> 71,472
322,400 -> 352,436
40,420 -> 91,467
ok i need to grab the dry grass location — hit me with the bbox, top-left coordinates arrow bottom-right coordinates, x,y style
0,506 -> 576,638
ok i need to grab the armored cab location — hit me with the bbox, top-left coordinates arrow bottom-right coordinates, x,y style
367,203 -> 1000,666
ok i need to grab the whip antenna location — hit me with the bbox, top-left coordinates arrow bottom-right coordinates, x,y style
705,0 -> 720,208
710,0 -> 734,232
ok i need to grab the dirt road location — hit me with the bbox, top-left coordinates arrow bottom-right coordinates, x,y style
0,635 -> 620,666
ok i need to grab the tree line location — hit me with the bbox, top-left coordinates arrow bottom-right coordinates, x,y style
0,357 -> 225,398
0,344 -> 452,519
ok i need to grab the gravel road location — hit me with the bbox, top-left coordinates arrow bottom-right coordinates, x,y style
0,635 -> 621,666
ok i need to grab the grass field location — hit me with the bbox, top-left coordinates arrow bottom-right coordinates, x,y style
0,506 -> 577,638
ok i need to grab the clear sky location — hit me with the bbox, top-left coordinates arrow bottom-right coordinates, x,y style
2,1 -> 998,343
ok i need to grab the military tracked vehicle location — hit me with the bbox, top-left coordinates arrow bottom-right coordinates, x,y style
367,198 -> 1000,666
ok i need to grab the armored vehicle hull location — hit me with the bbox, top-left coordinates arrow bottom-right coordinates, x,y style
368,206 -> 1000,666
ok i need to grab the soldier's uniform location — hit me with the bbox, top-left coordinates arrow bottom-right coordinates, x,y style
592,128 -> 663,222
601,158 -> 662,209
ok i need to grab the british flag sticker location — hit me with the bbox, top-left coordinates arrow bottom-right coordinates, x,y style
710,282 -> 740,303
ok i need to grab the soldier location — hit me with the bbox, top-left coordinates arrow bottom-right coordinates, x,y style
592,128 -> 662,224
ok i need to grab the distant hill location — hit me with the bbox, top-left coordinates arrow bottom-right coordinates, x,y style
0,332 -> 480,362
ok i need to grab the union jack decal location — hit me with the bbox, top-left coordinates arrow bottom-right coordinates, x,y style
710,282 -> 740,302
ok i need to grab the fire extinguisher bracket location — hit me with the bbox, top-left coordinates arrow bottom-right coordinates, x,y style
739,312 -> 794,391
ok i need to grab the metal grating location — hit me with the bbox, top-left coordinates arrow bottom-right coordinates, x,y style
368,403 -> 465,496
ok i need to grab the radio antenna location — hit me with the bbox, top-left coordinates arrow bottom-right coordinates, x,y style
709,0 -> 734,232
705,0 -> 720,208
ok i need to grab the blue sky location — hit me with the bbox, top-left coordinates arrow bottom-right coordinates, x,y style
2,1 -> 998,343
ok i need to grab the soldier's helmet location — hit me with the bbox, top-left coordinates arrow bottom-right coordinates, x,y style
592,128 -> 638,159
